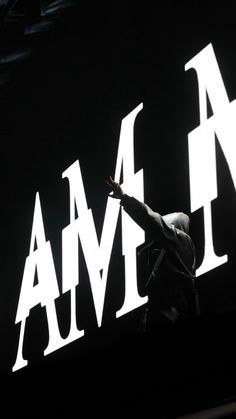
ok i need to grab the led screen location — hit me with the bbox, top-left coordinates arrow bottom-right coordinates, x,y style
1,2 -> 236,417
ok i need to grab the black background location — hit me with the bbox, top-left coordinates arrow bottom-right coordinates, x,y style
1,1 -> 236,417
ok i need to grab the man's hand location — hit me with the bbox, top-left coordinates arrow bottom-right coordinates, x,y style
106,176 -> 125,200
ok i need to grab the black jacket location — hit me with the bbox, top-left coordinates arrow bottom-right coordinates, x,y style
120,195 -> 197,327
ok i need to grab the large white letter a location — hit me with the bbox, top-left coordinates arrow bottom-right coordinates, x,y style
12,193 -> 62,372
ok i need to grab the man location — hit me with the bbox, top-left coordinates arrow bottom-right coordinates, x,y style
107,176 -> 198,333
107,177 -> 199,414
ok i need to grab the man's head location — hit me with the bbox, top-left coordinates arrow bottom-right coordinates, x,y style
162,212 -> 190,234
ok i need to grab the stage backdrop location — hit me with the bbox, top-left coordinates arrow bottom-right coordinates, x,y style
1,2 -> 236,417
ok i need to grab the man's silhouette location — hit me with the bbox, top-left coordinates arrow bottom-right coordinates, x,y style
107,176 -> 199,415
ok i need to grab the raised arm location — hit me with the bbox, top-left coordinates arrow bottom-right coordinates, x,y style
106,177 -> 177,249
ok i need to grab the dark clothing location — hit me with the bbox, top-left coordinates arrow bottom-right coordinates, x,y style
120,194 -> 199,416
120,195 -> 197,331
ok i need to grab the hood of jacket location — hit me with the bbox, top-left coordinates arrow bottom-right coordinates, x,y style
162,212 -> 190,234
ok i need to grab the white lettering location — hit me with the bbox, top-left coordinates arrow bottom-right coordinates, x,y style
185,44 -> 236,276
13,104 -> 147,371
13,193 -> 69,372
62,103 -> 147,326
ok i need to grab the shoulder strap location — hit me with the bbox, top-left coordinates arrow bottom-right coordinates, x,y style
152,248 -> 166,276
145,248 -> 166,288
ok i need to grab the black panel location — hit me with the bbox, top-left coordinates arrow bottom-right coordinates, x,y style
1,2 -> 236,417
